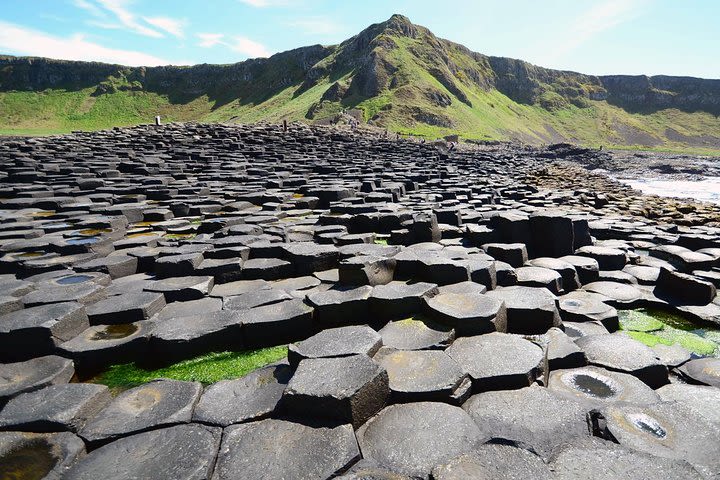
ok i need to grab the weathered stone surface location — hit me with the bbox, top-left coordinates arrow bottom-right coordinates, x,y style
545,327 -> 586,369
515,266 -> 563,294
283,354 -> 389,428
575,333 -> 668,388
0,431 -> 86,480
86,292 -> 165,324
576,246 -> 627,270
485,286 -> 561,334
551,437 -> 704,480
583,281 -> 643,308
66,424 -> 221,480
357,402 -> 486,479
463,385 -> 590,459
548,366 -> 660,408
0,355 -> 75,401
369,281 -> 438,319
307,285 -> 372,326
591,401 -> 720,477
288,325 -> 382,366
657,383 -> 720,427
193,363 -> 292,427
655,267 -> 717,305
212,419 -> 359,480
375,349 -> 469,403
0,383 -> 111,432
239,298 -> 314,347
378,316 -> 454,350
80,379 -> 202,444
446,332 -> 544,391
149,311 -> 241,362
432,443 -> 553,480
557,290 -> 618,330
425,292 -> 507,335
145,275 -> 214,303
677,357 -> 720,387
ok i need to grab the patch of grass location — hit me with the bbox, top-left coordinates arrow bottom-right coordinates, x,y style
374,238 -> 389,245
92,347 -> 288,389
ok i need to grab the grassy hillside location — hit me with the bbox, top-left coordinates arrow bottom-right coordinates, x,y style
1,15 -> 719,154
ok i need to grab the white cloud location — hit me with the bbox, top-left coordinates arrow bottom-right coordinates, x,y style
287,16 -> 342,35
238,0 -> 291,7
142,16 -> 185,38
95,0 -> 163,37
230,37 -> 271,58
72,0 -> 107,19
0,21 -> 176,66
195,33 -> 271,58
560,0 -> 649,56
196,33 -> 225,48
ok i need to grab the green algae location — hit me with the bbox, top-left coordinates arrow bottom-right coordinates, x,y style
92,346 -> 288,389
620,308 -> 720,357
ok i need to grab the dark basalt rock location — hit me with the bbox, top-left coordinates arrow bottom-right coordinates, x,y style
590,402 -> 720,477
551,437 -> 704,480
425,292 -> 507,336
0,302 -> 89,361
485,286 -> 561,334
356,402 -> 486,479
463,386 -> 590,459
86,292 -> 165,324
432,443 -> 553,480
547,365 -> 660,408
446,332 -> 544,391
212,419 -> 359,480
369,281 -> 438,319
192,363 -> 293,427
283,354 -> 389,428
575,333 -> 668,388
287,325 -> 382,366
79,379 -> 202,445
66,424 -> 221,480
0,383 -> 111,432
378,316 -> 454,350
677,357 -> 720,387
0,355 -> 75,401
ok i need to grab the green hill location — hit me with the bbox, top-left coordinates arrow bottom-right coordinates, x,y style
2,14 -> 719,153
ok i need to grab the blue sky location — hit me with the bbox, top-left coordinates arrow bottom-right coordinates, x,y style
0,0 -> 717,78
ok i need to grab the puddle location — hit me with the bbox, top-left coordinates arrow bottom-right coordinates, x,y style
568,373 -> 616,399
66,237 -> 99,245
56,274 -> 94,285
91,324 -> 139,341
619,308 -> 720,357
627,412 -> 667,439
0,438 -> 59,480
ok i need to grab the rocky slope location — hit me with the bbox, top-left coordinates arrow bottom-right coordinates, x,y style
1,15 -> 719,150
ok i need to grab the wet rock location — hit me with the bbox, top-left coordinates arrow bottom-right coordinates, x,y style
283,354 -> 389,428
446,332 -> 544,391
357,402 -> 486,479
192,363 -> 293,427
0,383 -> 111,432
79,379 -> 202,444
66,424 -> 221,480
0,431 -> 86,480
288,325 -> 382,367
213,419 -> 358,480
463,385 -> 590,459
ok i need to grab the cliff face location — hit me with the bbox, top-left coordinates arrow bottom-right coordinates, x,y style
1,14 -> 719,148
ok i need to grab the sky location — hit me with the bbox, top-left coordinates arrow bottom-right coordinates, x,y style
0,0 -> 718,78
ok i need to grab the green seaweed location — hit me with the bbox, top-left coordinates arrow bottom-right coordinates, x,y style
620,308 -> 719,356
